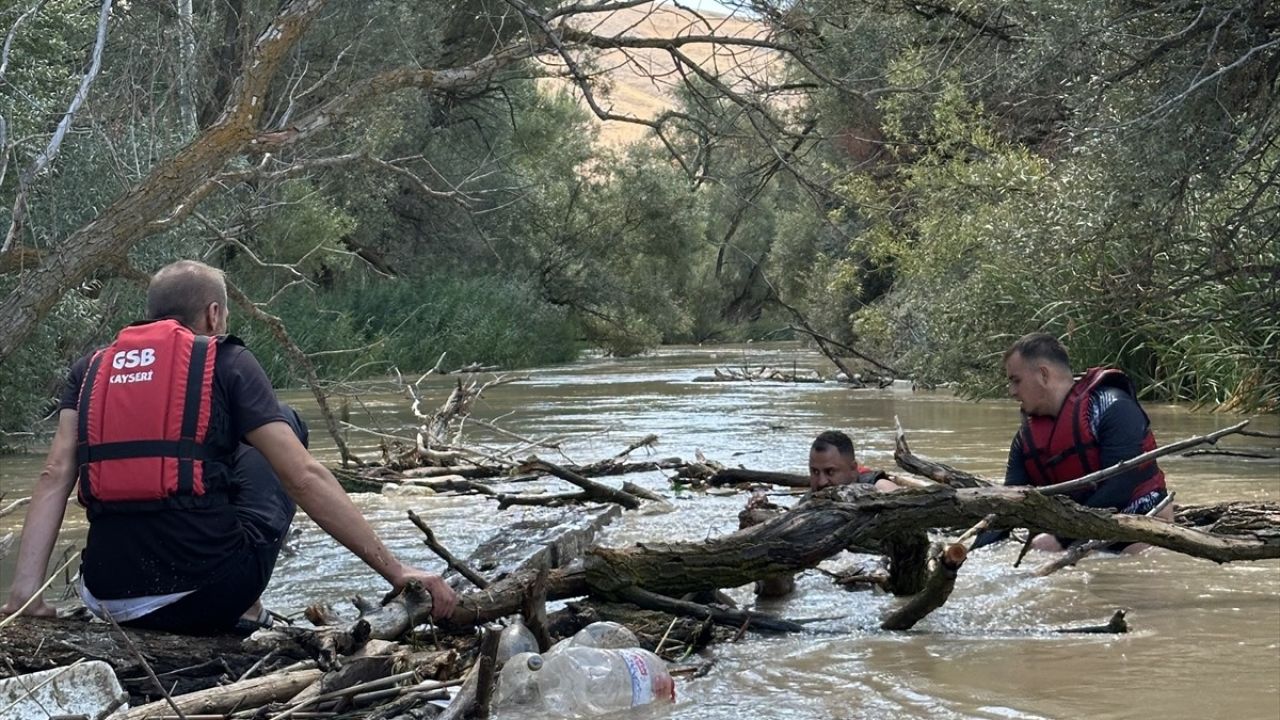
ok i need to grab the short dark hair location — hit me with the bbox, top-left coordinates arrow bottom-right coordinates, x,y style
1004,332 -> 1071,369
812,430 -> 856,460
146,260 -> 227,327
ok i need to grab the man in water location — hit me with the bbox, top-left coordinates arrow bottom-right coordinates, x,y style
808,430 -> 898,493
745,430 -> 898,599
983,332 -> 1173,553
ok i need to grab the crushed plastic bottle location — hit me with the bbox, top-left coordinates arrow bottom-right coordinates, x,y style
539,646 -> 676,716
569,620 -> 640,650
494,651 -> 545,709
496,616 -> 540,664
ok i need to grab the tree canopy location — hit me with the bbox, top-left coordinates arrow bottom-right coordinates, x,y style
0,0 -> 1275,435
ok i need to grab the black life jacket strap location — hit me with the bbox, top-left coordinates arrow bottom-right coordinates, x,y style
76,350 -> 108,504
1019,422 -> 1054,482
178,335 -> 212,495
82,439 -> 209,463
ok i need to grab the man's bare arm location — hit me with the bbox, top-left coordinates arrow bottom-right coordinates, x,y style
245,421 -> 457,617
1,410 -> 79,616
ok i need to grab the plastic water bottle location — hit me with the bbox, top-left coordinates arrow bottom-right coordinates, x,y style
569,621 -> 640,650
539,646 -> 676,716
496,616 -> 539,664
494,652 -> 545,709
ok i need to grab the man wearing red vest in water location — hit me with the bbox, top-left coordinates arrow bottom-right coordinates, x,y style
739,430 -> 898,600
2,260 -> 456,633
995,332 -> 1173,553
808,430 -> 898,493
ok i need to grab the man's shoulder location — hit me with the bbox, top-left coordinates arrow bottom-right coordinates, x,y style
1090,383 -> 1135,413
1088,383 -> 1147,437
212,336 -> 272,389
213,335 -> 254,366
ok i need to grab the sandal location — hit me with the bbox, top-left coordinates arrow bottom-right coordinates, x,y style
231,605 -> 275,636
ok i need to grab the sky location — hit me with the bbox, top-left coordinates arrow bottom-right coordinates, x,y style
665,0 -> 753,18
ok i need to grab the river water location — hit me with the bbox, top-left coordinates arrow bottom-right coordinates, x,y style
2,343 -> 1278,719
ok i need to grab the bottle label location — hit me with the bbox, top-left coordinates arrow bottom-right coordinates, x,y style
620,650 -> 653,706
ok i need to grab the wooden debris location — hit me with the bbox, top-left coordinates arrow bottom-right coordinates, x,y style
0,495 -> 31,519
437,627 -> 499,720
739,492 -> 795,598
408,510 -> 490,589
521,560 -> 554,653
120,669 -> 322,719
1039,422 -> 1249,498
1034,492 -> 1177,576
617,586 -> 806,634
693,366 -> 825,383
513,459 -> 644,509
880,543 -> 968,631
1053,610 -> 1129,634
821,557 -> 891,592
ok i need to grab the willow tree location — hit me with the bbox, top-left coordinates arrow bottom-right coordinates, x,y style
0,0 -> 823,364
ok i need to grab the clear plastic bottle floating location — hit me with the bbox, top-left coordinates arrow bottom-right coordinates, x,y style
539,646 -> 676,716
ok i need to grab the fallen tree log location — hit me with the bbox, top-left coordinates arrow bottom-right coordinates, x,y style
0,616 -> 284,696
581,485 -> 1280,601
277,485 -> 1280,655
120,669 -> 322,720
334,457 -> 686,495
514,459 -> 645,509
880,544 -> 968,631
705,468 -> 809,488
1176,501 -> 1280,538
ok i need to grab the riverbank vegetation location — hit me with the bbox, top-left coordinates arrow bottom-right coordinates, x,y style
1,0 -> 1275,435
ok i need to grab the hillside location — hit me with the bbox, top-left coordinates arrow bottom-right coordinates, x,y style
541,1 -> 782,146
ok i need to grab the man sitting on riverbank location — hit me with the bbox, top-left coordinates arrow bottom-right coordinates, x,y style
979,332 -> 1173,554
1,260 -> 456,633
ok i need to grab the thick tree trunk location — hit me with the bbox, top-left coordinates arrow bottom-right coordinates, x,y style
0,616 -> 285,696
582,486 -> 1280,600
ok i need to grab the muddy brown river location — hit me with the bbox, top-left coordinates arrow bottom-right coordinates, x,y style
2,343 -> 1278,719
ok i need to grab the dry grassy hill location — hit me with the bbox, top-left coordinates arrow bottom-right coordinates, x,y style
541,1 -> 781,147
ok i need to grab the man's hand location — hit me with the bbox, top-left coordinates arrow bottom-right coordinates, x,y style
392,568 -> 458,620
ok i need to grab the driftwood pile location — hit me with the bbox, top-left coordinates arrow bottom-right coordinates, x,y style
692,366 -> 825,383
3,382 -> 1277,720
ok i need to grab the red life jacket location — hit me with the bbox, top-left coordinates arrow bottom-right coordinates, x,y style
857,465 -> 886,485
1017,367 -> 1164,501
76,319 -> 225,516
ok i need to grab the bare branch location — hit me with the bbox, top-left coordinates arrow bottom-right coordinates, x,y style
251,42 -> 543,150
0,0 -> 328,364
2,0 -> 114,254
0,0 -> 50,81
226,279 -> 363,467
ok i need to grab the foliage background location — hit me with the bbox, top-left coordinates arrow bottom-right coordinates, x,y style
0,0 -> 1275,440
